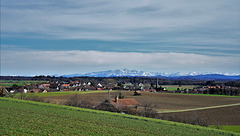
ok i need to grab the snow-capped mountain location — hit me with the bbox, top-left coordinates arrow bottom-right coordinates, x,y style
68,68 -> 157,77
60,68 -> 240,79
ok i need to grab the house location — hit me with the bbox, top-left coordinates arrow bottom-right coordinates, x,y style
61,84 -> 70,89
50,84 -> 59,90
97,88 -> 102,90
39,84 -> 50,90
29,89 -> 40,93
16,87 -> 25,93
69,87 -> 81,91
134,90 -> 141,96
143,89 -> 156,92
74,80 -> 80,84
110,97 -> 139,110
23,89 -> 28,93
97,83 -> 103,87
82,86 -> 96,91
123,84 -> 134,90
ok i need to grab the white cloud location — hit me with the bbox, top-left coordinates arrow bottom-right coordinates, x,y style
1,50 -> 239,75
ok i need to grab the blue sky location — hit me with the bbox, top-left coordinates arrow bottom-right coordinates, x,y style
1,0 -> 240,75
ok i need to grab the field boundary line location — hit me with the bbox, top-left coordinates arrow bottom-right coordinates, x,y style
158,103 -> 240,113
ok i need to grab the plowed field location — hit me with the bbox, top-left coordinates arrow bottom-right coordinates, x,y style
43,91 -> 240,125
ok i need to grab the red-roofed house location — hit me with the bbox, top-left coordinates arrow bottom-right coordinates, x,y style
29,89 -> 40,93
97,88 -> 102,90
61,84 -> 70,89
39,84 -> 50,90
110,97 -> 139,110
134,90 -> 141,96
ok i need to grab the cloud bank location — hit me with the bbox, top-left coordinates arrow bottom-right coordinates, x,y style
1,1 -> 239,75
1,50 -> 239,75
2,0 -> 239,47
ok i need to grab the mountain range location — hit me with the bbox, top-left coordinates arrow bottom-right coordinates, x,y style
58,68 -> 240,80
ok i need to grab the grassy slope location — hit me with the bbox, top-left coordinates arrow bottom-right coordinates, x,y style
0,98 -> 239,136
210,125 -> 240,133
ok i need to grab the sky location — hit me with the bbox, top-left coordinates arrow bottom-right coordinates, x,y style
1,0 -> 240,76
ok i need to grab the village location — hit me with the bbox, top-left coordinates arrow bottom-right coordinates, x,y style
1,79 -> 239,97
1,77 -> 240,134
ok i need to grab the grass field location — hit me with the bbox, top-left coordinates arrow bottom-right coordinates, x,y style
13,90 -> 112,98
0,80 -> 46,87
209,125 -> 240,133
161,85 -> 200,91
0,97 -> 239,136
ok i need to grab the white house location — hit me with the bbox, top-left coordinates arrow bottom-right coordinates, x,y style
24,89 -> 28,93
97,83 -> 103,87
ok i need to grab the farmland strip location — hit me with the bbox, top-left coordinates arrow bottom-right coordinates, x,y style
158,103 -> 240,113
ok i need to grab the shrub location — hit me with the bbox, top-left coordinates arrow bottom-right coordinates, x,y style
25,96 -> 45,102
159,112 -> 209,127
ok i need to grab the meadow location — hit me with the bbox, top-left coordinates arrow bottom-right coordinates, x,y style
0,80 -> 46,87
13,90 -> 112,98
209,125 -> 240,133
0,97 -> 238,136
160,85 -> 200,91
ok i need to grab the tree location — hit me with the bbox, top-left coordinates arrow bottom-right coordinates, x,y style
118,92 -> 124,99
0,87 -> 6,97
143,84 -> 151,90
209,88 -> 216,94
12,84 -> 18,90
150,83 -> 155,89
91,82 -> 96,87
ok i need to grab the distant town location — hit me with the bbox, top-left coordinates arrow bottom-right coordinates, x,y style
1,75 -> 239,97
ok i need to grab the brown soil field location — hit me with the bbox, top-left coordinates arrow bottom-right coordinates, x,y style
159,105 -> 240,125
45,91 -> 240,110
43,91 -> 240,125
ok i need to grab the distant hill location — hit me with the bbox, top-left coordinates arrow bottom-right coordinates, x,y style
59,68 -> 240,80
182,74 -> 240,80
156,74 -> 240,81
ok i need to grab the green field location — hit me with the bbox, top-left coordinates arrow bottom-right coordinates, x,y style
167,92 -> 240,98
210,125 -> 240,133
161,85 -> 199,91
13,90 -> 240,100
13,90 -> 113,98
0,80 -> 46,87
0,97 -> 239,136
